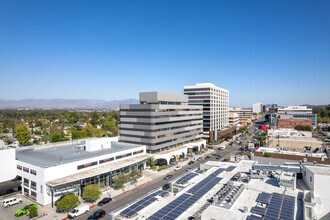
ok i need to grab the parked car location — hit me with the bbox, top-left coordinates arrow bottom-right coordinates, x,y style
15,204 -> 37,217
216,156 -> 222,160
174,166 -> 182,171
219,145 -> 226,150
87,209 -> 106,220
188,161 -> 194,165
164,174 -> 173,180
97,197 -> 112,206
186,167 -> 194,172
162,183 -> 170,190
197,157 -> 202,161
68,204 -> 89,219
2,197 -> 22,208
205,156 -> 211,159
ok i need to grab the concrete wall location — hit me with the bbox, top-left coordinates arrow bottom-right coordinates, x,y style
0,148 -> 16,182
254,152 -> 330,164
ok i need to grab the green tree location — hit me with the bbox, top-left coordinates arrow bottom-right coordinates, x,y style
82,185 -> 101,202
147,157 -> 156,168
16,124 -> 30,144
294,125 -> 312,131
113,173 -> 129,190
56,194 -> 81,212
129,170 -> 142,185
28,205 -> 38,218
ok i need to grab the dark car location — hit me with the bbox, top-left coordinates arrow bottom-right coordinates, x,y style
162,183 -> 170,190
97,197 -> 112,206
205,156 -> 211,159
87,209 -> 106,220
188,161 -> 194,165
197,157 -> 202,161
216,156 -> 222,160
164,174 -> 173,180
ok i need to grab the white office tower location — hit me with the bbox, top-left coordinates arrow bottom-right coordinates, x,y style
184,83 -> 229,138
253,102 -> 263,113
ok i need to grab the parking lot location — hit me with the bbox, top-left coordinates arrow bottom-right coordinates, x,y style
0,196 -> 36,220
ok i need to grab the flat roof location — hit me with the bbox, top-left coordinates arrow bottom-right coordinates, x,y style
16,142 -> 144,168
47,154 -> 151,187
305,165 -> 330,175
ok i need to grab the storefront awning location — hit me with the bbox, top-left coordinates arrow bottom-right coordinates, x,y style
47,154 -> 151,187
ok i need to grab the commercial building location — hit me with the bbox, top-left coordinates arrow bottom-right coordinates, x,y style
229,107 -> 253,125
267,129 -> 322,151
302,166 -> 330,220
14,137 -> 150,206
120,92 -> 206,164
267,113 -> 317,129
278,106 -> 313,115
184,83 -> 229,138
253,102 -> 263,114
278,117 -> 313,129
229,112 -> 240,127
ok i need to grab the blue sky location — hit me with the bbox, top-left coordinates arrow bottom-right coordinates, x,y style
1,0 -> 329,107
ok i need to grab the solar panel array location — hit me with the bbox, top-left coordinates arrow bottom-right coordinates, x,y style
252,165 -> 301,173
249,192 -> 295,220
176,172 -> 198,184
247,214 -> 263,220
225,166 -> 236,172
148,169 -> 224,220
256,192 -> 272,204
120,190 -> 164,218
210,168 -> 225,176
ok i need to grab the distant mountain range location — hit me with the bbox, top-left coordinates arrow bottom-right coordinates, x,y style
0,99 -> 139,110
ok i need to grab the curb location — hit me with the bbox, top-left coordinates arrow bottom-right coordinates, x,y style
165,171 -> 173,175
61,218 -> 68,220
90,205 -> 96,209
123,190 -> 129,194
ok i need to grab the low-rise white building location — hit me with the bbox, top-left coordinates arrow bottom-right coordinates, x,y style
15,137 -> 150,206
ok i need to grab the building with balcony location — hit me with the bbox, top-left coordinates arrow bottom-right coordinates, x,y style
184,83 -> 229,138
229,112 -> 239,127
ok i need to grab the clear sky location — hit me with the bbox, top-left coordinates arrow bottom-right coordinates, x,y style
1,0 -> 329,107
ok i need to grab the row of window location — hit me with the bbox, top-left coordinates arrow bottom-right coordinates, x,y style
77,150 -> 144,170
17,165 -> 37,176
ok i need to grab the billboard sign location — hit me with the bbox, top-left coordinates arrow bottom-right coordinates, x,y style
248,143 -> 255,149
262,126 -> 269,130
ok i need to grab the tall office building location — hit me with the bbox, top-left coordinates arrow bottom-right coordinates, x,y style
120,92 -> 204,154
253,102 -> 263,113
184,83 -> 229,138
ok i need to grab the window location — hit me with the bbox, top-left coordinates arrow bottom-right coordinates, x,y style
310,176 -> 312,182
304,171 -> 306,176
40,185 -> 43,194
23,178 -> 29,187
99,157 -> 114,164
17,165 -> 22,170
31,181 -> 36,190
30,169 -> 37,176
77,161 -> 97,170
305,207 -> 312,218
23,167 -> 29,173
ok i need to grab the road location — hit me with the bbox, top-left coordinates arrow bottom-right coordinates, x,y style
77,124 -> 259,219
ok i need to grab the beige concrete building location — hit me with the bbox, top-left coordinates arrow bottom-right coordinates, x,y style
229,112 -> 239,127
229,107 -> 252,125
268,137 -> 322,150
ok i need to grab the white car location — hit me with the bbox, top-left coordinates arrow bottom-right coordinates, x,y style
174,166 -> 182,171
2,197 -> 22,208
67,204 -> 89,218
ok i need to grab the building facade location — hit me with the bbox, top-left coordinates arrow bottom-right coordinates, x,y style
267,113 -> 317,129
277,106 -> 313,115
15,138 -> 149,206
278,118 -> 312,129
229,112 -> 239,127
120,92 -> 204,154
253,102 -> 263,113
184,83 -> 229,138
229,107 -> 252,125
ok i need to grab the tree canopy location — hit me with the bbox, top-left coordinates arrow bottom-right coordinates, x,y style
82,185 -> 102,202
16,124 -> 30,144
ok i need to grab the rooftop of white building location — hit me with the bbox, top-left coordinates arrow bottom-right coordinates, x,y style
16,138 -> 145,168
113,160 -> 300,220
